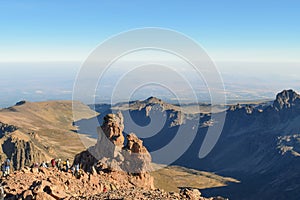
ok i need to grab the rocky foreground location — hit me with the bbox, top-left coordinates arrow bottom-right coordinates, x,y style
1,166 -> 226,200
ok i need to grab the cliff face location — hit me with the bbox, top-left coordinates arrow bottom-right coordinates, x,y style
184,89 -> 300,199
86,89 -> 300,200
0,130 -> 51,170
273,89 -> 300,111
0,100 -> 98,171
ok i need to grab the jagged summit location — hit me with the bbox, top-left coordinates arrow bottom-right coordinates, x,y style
273,89 -> 300,111
227,89 -> 300,114
227,104 -> 255,114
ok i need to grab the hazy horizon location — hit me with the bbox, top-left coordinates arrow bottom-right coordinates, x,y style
1,1 -> 300,107
0,60 -> 299,108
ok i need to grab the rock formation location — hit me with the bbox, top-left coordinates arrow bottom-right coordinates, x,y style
2,166 -> 138,199
1,166 -> 225,200
273,89 -> 300,111
122,133 -> 152,173
101,112 -> 125,147
0,100 -> 97,172
74,112 -> 154,189
0,100 -> 230,199
0,131 -> 50,170
0,122 -> 18,137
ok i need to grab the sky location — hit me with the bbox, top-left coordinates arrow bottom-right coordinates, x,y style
0,0 -> 300,62
0,0 -> 300,107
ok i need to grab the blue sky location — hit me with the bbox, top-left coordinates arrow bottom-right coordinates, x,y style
0,0 -> 300,106
0,0 -> 300,62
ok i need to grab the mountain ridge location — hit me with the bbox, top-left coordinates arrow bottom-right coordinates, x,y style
0,98 -> 236,199
86,89 -> 300,200
0,89 -> 299,199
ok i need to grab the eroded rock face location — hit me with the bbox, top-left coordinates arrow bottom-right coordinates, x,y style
122,133 -> 152,174
125,133 -> 148,154
88,112 -> 125,161
0,122 -> 18,137
74,112 -> 154,189
0,131 -> 50,170
101,112 -> 125,147
273,89 -> 300,111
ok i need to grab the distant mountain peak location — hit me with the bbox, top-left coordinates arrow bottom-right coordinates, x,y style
144,96 -> 163,104
273,89 -> 300,111
15,100 -> 27,106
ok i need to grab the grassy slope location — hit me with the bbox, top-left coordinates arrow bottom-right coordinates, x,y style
151,165 -> 239,193
0,101 -> 98,161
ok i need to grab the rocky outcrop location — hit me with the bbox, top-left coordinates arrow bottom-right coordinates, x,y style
122,133 -> 152,173
277,134 -> 300,156
273,89 -> 300,111
2,167 -> 136,199
228,104 -> 254,114
74,112 -> 154,189
101,112 -> 125,147
2,167 -> 225,200
70,188 -> 227,200
0,122 -> 18,137
15,100 -> 26,106
0,131 -> 50,170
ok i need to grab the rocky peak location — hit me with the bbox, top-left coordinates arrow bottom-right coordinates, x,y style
75,112 -> 154,188
144,96 -> 163,104
101,112 -> 124,147
228,104 -> 254,114
125,133 -> 148,154
228,104 -> 243,112
273,89 -> 300,111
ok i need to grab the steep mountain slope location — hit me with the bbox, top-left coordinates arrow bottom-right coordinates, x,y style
86,89 -> 300,200
1,111 -> 229,200
0,100 -> 97,170
0,100 -> 236,199
195,89 -> 300,199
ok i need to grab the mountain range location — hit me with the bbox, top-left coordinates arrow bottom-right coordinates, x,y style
76,89 -> 300,200
0,98 -> 235,199
0,89 -> 299,199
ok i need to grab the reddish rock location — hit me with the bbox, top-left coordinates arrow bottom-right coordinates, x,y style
23,190 -> 33,200
31,167 -> 39,174
180,188 -> 202,200
101,112 -> 125,147
35,192 -> 55,200
1,167 -> 225,200
125,133 -> 148,154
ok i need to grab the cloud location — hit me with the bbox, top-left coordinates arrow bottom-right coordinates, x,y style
35,90 -> 43,94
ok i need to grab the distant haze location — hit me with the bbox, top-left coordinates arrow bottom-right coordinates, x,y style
0,61 -> 299,108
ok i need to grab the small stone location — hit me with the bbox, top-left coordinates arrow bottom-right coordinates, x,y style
23,190 -> 33,200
